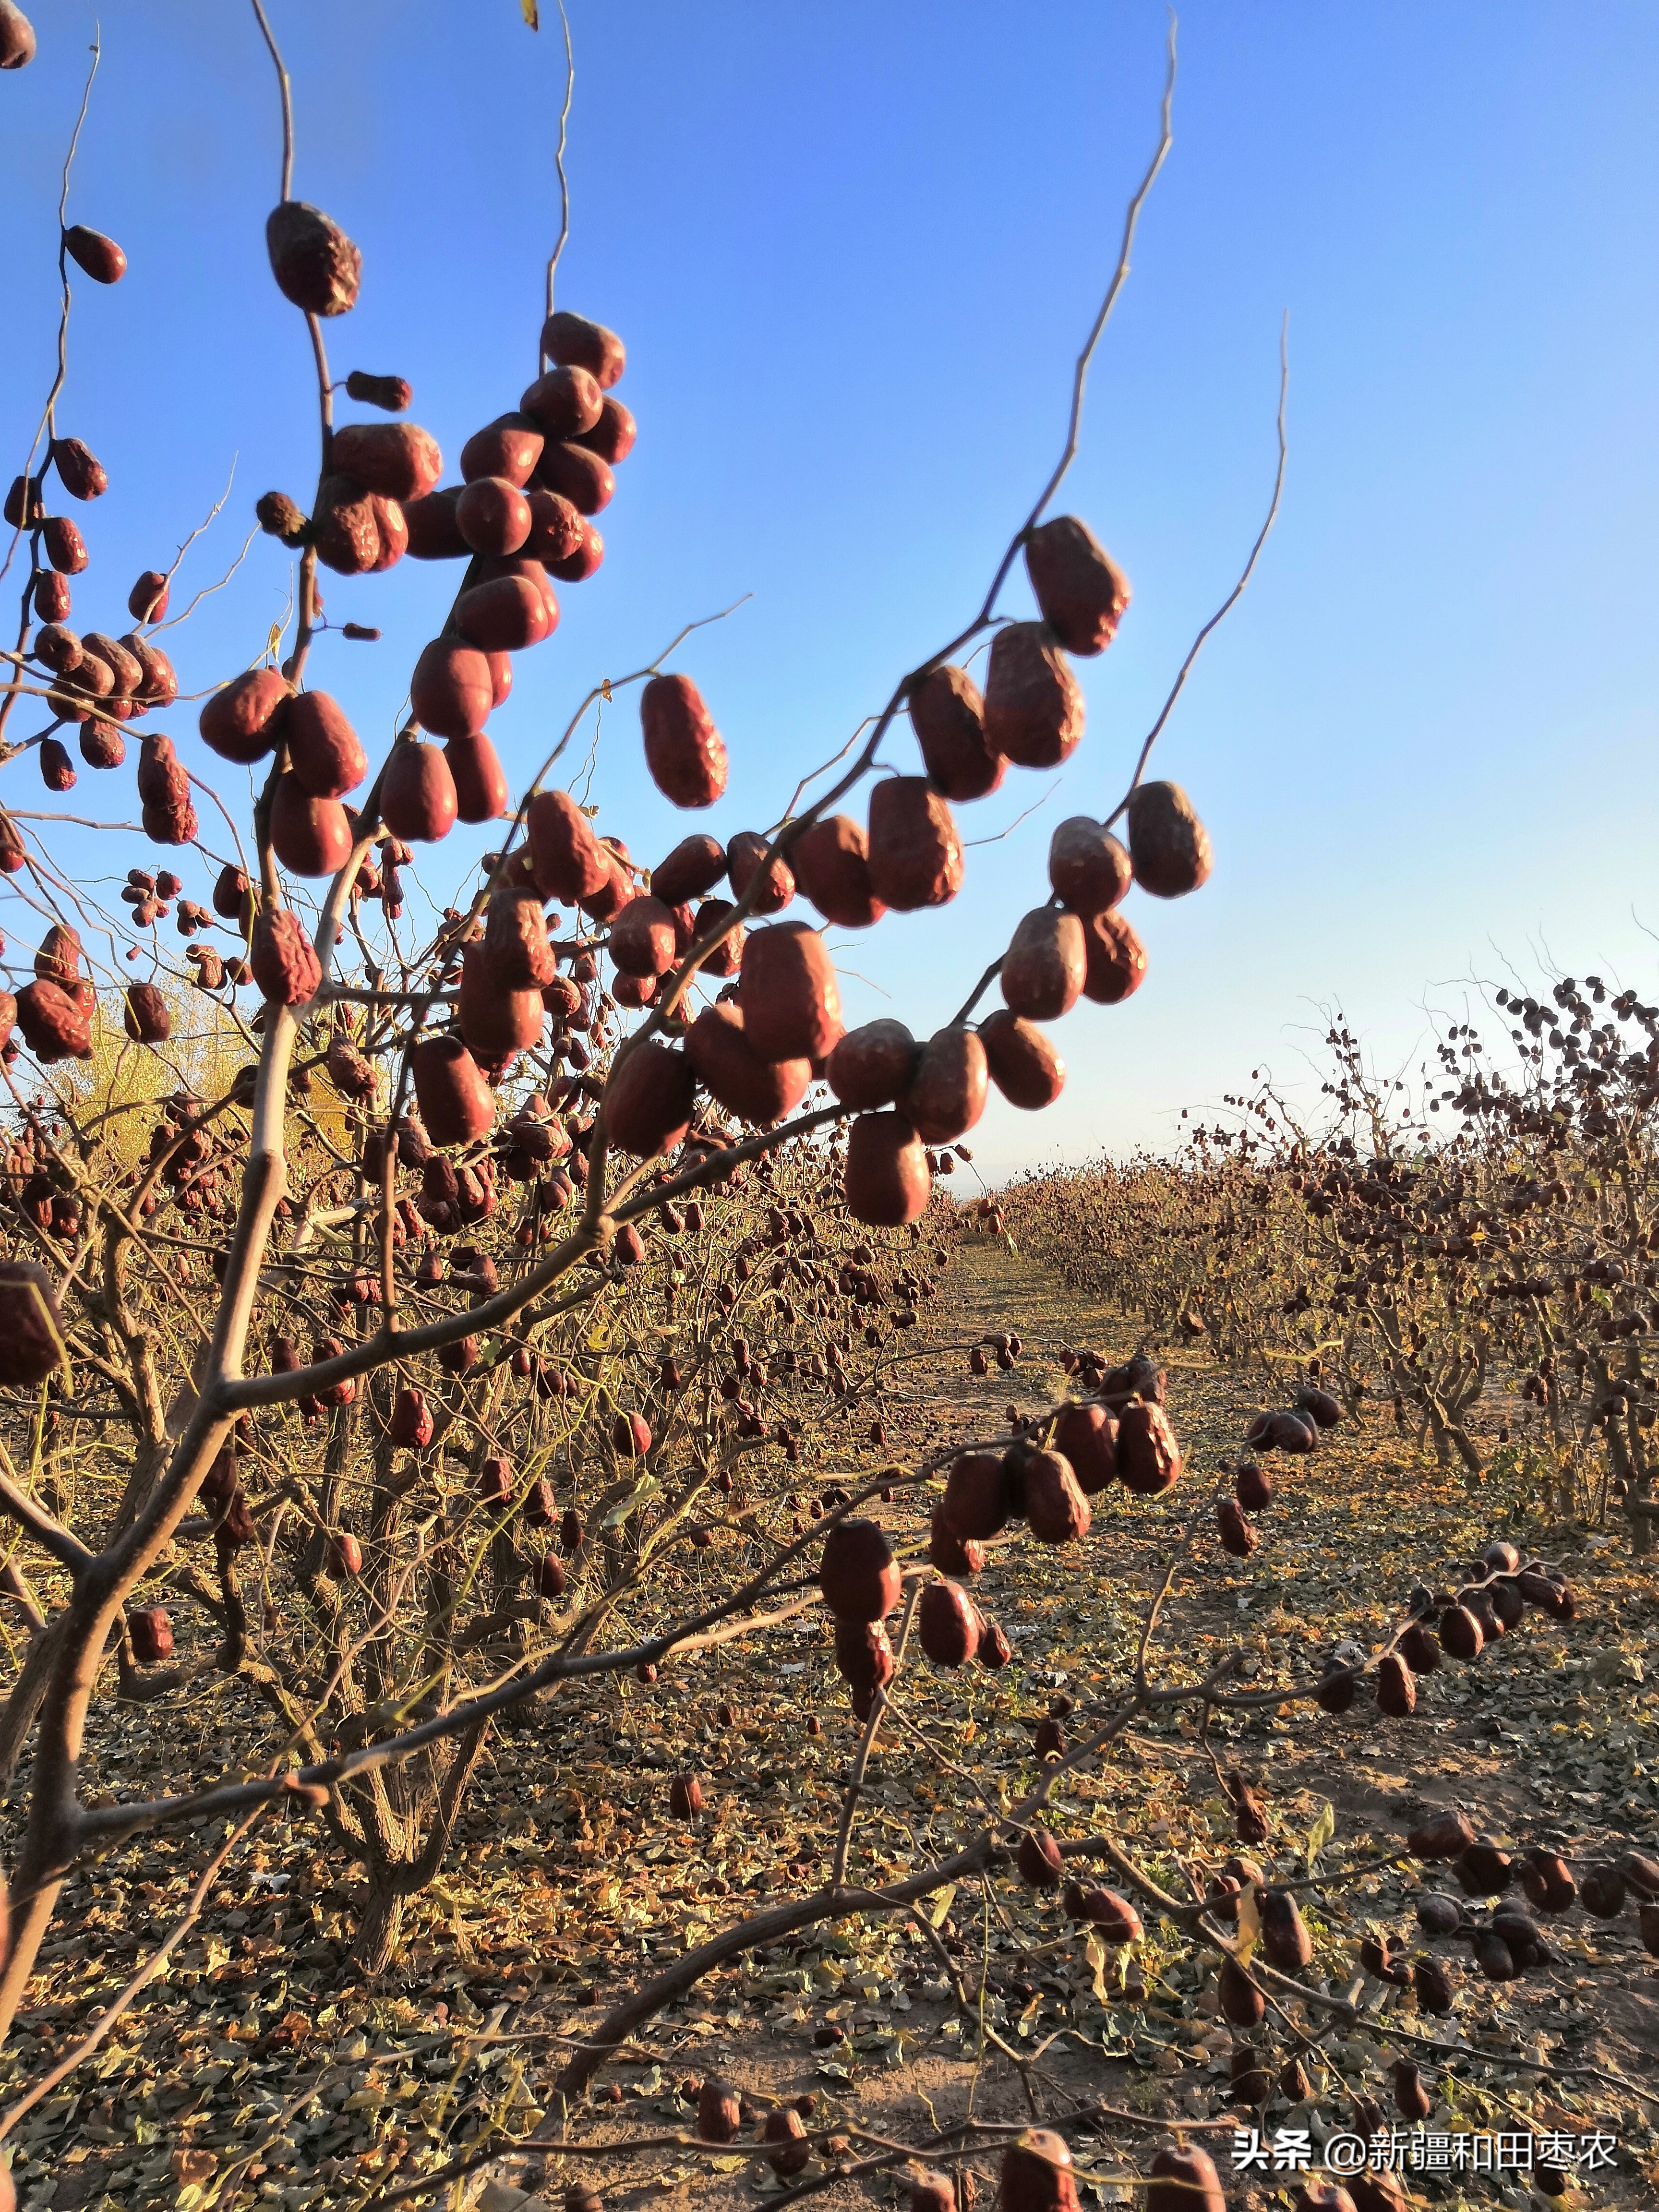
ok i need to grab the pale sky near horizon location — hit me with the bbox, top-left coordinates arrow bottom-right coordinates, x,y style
2,2 -> 1655,1190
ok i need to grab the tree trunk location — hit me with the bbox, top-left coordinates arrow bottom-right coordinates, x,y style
351,1863 -> 407,1977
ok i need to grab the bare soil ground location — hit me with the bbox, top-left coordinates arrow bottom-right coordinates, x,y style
4,1242 -> 1656,2211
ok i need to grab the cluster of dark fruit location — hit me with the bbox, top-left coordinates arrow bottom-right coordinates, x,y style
1314,1538 -> 1577,1722
0,922 -> 99,1065
807,1356 -> 1187,1717
1408,1808 -> 1659,1973
1215,1382 -> 1341,1554
238,305 -> 630,860
688,2076 -> 820,2177
516,507 -> 1209,1234
992,2128 -> 1229,2212
681,2084 -> 1231,2210
0,1113 -> 84,1246
1,207 -> 192,828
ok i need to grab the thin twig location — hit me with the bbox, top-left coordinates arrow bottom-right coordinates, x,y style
248,0 -> 296,203
542,0 -> 576,358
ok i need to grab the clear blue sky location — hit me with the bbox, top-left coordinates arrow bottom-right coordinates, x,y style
3,2 -> 1656,1183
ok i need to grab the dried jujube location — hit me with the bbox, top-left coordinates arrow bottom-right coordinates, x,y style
919,1578 -> 981,1667
833,1617 -> 895,1714
453,476 -> 533,560
64,224 -> 124,282
1217,1955 -> 1264,2026
285,691 -> 366,799
1259,1888 -> 1312,1972
52,437 -> 107,501
33,571 -> 70,623
447,735 -> 510,824
737,920 -> 841,1061
313,474 -> 403,575
411,1034 -> 495,1147
250,906 -> 322,1007
574,394 -> 636,463
826,1019 -> 918,1108
128,1606 -> 173,1664
457,573 -> 556,652
908,662 -> 1006,800
390,1387 -> 434,1448
458,948 -> 544,1061
1455,1839 -> 1514,1896
820,1518 -> 900,1622
43,516 -> 88,575
695,2076 -> 739,2143
410,639 -> 492,739
1145,2145 -> 1223,2212
1017,1827 -> 1064,1887
726,829 -> 794,914
84,632 -> 141,700
685,1003 -> 810,1125
1052,1402 -> 1118,1492
1116,1401 -> 1181,1494
1048,815 -> 1132,914
978,1008 -> 1065,1109
668,1769 -> 703,1822
80,721 -> 125,769
1023,516 -> 1130,656
1,4 -> 36,69
1023,1451 -> 1091,1544
792,814 -> 884,927
866,777 -> 962,910
604,1042 -> 695,1157
642,674 -> 728,809
381,742 -> 458,843
613,1412 -> 652,1457
900,1027 -> 987,1144
1438,1603 -> 1483,1662
265,200 -> 361,316
270,775 -> 355,877
1413,1955 -> 1456,2014
943,1451 -> 1011,1540
999,2133 -> 1078,2212
345,370 -> 411,412
520,364 -> 605,442
1520,1848 -> 1576,1915
1217,1497 -> 1258,1556
541,310 -> 626,388
984,622 -> 1084,768
0,1262 -> 68,1386
461,414 -> 545,486
331,421 -> 441,502
606,889 -> 677,977
1407,1808 -> 1474,1860
529,789 -> 610,903
547,516 -> 604,579
651,832 -> 727,904
762,2109 -> 810,2177
1125,781 -> 1213,898
844,1111 -> 930,1226
403,488 -> 469,560
1376,1653 -> 1416,1717
1079,908 -> 1147,1004
129,572 -> 170,625
534,441 -> 613,516
1001,908 -> 1086,1022
39,738 -> 75,793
